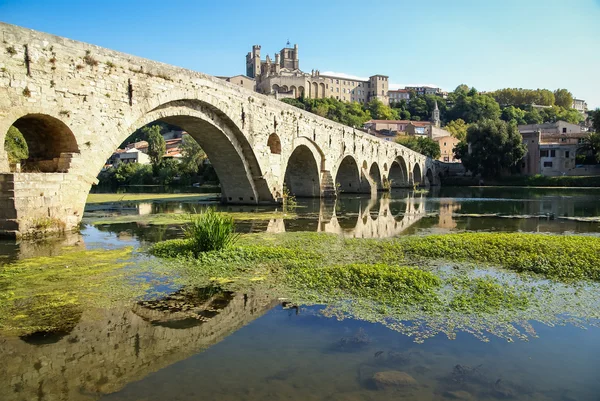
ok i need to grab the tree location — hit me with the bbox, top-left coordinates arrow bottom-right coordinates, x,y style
454,119 -> 527,178
146,125 -> 166,169
445,119 -> 469,141
180,134 -> 206,174
524,109 -> 543,124
367,99 -> 399,120
448,92 -> 501,123
4,126 -> 28,164
396,136 -> 441,159
589,108 -> 600,133
501,106 -> 527,125
578,132 -> 600,164
553,89 -> 574,109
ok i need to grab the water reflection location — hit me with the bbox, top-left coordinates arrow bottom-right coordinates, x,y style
0,289 -> 276,401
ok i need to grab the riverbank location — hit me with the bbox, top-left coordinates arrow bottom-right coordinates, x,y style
442,174 -> 600,187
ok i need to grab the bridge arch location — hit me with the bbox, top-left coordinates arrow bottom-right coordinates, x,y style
334,154 -> 360,193
2,113 -> 79,173
284,144 -> 320,197
413,163 -> 423,186
369,162 -> 383,191
120,99 -> 271,204
388,156 -> 409,188
426,168 -> 434,187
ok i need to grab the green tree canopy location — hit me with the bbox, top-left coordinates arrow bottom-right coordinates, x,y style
500,106 -> 527,125
146,125 -> 166,168
578,132 -> 600,164
180,134 -> 206,174
445,119 -> 470,141
454,119 -> 527,178
448,92 -> 501,123
490,88 -> 555,106
396,136 -> 441,159
366,99 -> 399,121
553,89 -> 574,109
4,126 -> 28,165
589,108 -> 600,133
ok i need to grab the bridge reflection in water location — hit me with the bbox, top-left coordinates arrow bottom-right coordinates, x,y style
268,190 -> 430,238
0,289 -> 278,401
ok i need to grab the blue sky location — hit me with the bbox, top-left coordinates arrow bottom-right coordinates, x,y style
1,0 -> 599,108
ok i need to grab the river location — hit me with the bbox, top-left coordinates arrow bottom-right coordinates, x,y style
1,186 -> 600,401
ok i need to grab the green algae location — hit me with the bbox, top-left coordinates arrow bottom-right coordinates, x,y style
0,247 -> 146,335
146,231 -> 600,342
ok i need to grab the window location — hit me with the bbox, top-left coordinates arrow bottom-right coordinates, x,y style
444,156 -> 449,162
565,151 -> 570,158
540,150 -> 549,157
444,142 -> 447,146
336,79 -> 339,84
240,80 -> 243,85
562,127 -> 567,133
561,138 -> 567,142
543,161 -> 553,168
550,150 -> 556,157
336,88 -> 339,92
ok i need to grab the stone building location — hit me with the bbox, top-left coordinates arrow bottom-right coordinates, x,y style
519,124 -> 591,176
434,135 -> 460,163
245,43 -> 389,105
388,89 -> 410,104
218,75 -> 256,92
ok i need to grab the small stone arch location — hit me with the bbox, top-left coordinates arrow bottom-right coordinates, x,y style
290,85 -> 297,97
272,84 -> 280,93
281,85 -> 289,92
319,83 -> 326,98
413,163 -> 423,186
7,113 -> 79,172
335,155 -> 361,193
369,162 -> 383,191
388,156 -> 409,188
298,86 -> 305,97
267,133 -> 281,154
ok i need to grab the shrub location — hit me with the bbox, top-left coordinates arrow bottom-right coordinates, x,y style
184,208 -> 240,255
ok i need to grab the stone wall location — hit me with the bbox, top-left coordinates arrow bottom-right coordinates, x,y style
0,22 -> 436,237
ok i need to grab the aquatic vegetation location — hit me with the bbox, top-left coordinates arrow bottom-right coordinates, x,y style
0,247 -> 140,335
400,233 -> 600,281
184,208 -> 240,254
448,276 -> 530,313
146,231 -> 600,342
288,263 -> 441,307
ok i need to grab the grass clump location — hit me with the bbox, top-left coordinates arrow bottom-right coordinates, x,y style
400,233 -> 600,281
184,208 -> 240,255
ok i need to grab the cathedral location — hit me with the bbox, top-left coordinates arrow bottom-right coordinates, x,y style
245,43 -> 389,105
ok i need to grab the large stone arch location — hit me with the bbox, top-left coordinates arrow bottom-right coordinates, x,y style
284,144 -> 321,197
387,156 -> 409,188
118,99 -> 271,204
334,154 -> 361,194
319,83 -> 326,98
426,168 -> 434,187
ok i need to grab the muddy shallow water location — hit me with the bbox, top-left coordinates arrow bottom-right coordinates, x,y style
1,186 -> 600,401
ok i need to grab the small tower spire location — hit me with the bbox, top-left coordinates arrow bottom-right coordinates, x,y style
432,100 -> 440,128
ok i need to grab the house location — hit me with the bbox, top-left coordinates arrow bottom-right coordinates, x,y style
434,135 -> 460,163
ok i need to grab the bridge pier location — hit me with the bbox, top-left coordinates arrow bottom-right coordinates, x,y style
0,173 -> 89,238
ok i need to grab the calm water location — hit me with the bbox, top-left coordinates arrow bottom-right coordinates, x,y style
1,187 -> 600,401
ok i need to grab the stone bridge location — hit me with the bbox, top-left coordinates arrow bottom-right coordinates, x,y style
0,22 -> 438,237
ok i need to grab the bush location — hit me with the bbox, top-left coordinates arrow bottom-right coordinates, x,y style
184,208 -> 240,255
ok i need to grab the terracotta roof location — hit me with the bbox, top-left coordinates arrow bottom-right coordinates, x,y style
366,120 -> 412,124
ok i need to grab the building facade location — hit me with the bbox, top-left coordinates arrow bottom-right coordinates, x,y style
434,136 -> 460,163
244,44 -> 389,105
518,122 -> 588,176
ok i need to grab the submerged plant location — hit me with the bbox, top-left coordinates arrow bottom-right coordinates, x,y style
184,208 -> 240,255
